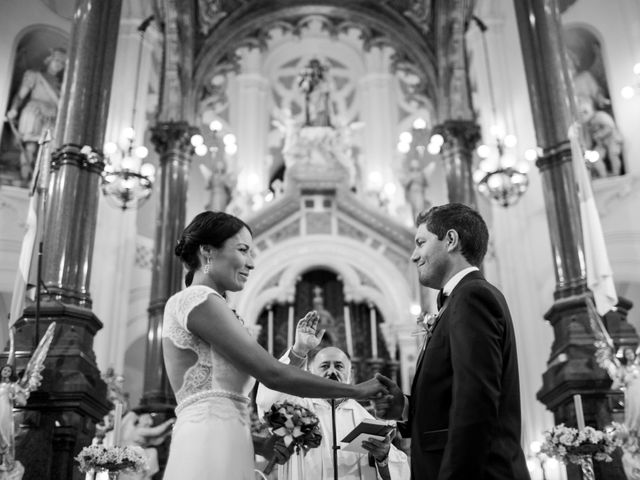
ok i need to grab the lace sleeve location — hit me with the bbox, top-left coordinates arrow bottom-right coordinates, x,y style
174,286 -> 223,332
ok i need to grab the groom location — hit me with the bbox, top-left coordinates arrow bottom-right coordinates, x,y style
375,203 -> 530,480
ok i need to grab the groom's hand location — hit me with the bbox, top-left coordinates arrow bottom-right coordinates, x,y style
374,374 -> 404,420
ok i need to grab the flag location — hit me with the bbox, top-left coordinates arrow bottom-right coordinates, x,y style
568,123 -> 618,315
9,130 -> 51,327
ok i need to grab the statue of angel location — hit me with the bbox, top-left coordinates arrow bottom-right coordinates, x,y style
199,158 -> 235,212
0,323 -> 56,479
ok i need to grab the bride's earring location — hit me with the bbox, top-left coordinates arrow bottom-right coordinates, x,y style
203,257 -> 211,274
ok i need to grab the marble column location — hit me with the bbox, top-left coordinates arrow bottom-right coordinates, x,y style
1,1 -> 123,479
514,1 -> 632,478
232,47 -> 269,198
139,121 -> 196,411
433,1 -> 480,208
359,47 -> 398,199
434,120 -> 480,207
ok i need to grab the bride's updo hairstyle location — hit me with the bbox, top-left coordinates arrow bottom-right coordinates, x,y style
175,211 -> 252,286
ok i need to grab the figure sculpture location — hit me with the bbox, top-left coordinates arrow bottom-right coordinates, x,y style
199,158 -> 235,212
0,324 -> 56,480
577,96 -> 624,177
297,59 -> 332,127
400,159 -> 431,219
592,306 -> 640,479
569,50 -> 624,177
6,49 -> 66,182
118,411 -> 175,480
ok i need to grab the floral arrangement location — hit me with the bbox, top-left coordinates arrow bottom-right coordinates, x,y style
262,400 -> 322,474
75,444 -> 147,474
608,422 -> 640,455
540,424 -> 618,465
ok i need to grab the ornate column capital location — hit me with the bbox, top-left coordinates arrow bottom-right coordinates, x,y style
433,120 -> 481,150
150,121 -> 199,157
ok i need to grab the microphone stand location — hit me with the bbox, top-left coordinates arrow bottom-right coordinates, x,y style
330,399 -> 339,480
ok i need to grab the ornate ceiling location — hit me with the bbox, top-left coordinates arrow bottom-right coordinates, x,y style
152,0 -> 478,124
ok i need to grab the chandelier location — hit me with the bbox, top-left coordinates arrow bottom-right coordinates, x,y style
471,16 -> 533,207
102,129 -> 155,210
101,16 -> 156,211
472,130 -> 534,207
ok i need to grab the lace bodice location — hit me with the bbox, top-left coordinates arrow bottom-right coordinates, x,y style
162,286 -> 254,411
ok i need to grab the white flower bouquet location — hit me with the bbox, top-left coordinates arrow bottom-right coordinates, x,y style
608,422 -> 640,454
75,444 -> 147,474
540,423 -> 617,465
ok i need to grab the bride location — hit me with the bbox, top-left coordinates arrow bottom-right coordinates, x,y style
162,211 -> 387,479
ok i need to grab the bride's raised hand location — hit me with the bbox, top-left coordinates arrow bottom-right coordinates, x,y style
352,377 -> 389,400
292,310 -> 324,357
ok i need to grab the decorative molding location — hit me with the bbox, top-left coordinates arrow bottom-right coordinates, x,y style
193,2 -> 438,111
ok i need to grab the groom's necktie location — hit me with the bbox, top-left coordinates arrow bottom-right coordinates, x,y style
436,290 -> 447,310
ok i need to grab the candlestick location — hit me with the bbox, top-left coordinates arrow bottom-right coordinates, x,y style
267,306 -> 274,355
370,305 -> 377,358
287,304 -> 294,347
573,394 -> 585,430
112,401 -> 123,446
343,304 -> 353,357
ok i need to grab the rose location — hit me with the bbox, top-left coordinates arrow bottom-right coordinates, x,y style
262,401 -> 322,474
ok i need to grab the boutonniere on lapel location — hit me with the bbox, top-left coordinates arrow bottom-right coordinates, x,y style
412,311 -> 441,340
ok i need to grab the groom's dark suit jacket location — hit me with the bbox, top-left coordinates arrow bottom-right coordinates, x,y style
407,271 -> 530,480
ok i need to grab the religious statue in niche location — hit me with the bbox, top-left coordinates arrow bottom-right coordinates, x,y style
565,26 -> 624,178
5,48 -> 66,183
0,324 -> 56,480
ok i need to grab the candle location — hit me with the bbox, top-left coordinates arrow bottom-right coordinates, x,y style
267,306 -> 274,355
287,304 -> 294,347
573,394 -> 585,430
112,401 -> 123,446
343,304 -> 353,357
370,304 -> 378,358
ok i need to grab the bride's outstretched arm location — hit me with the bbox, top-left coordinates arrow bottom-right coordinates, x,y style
187,294 -> 386,400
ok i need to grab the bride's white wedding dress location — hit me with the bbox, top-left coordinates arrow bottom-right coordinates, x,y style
162,285 -> 256,479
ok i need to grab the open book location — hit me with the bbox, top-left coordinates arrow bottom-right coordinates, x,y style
340,419 -> 395,455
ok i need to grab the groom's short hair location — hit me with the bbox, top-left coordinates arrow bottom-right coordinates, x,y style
416,203 -> 489,267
